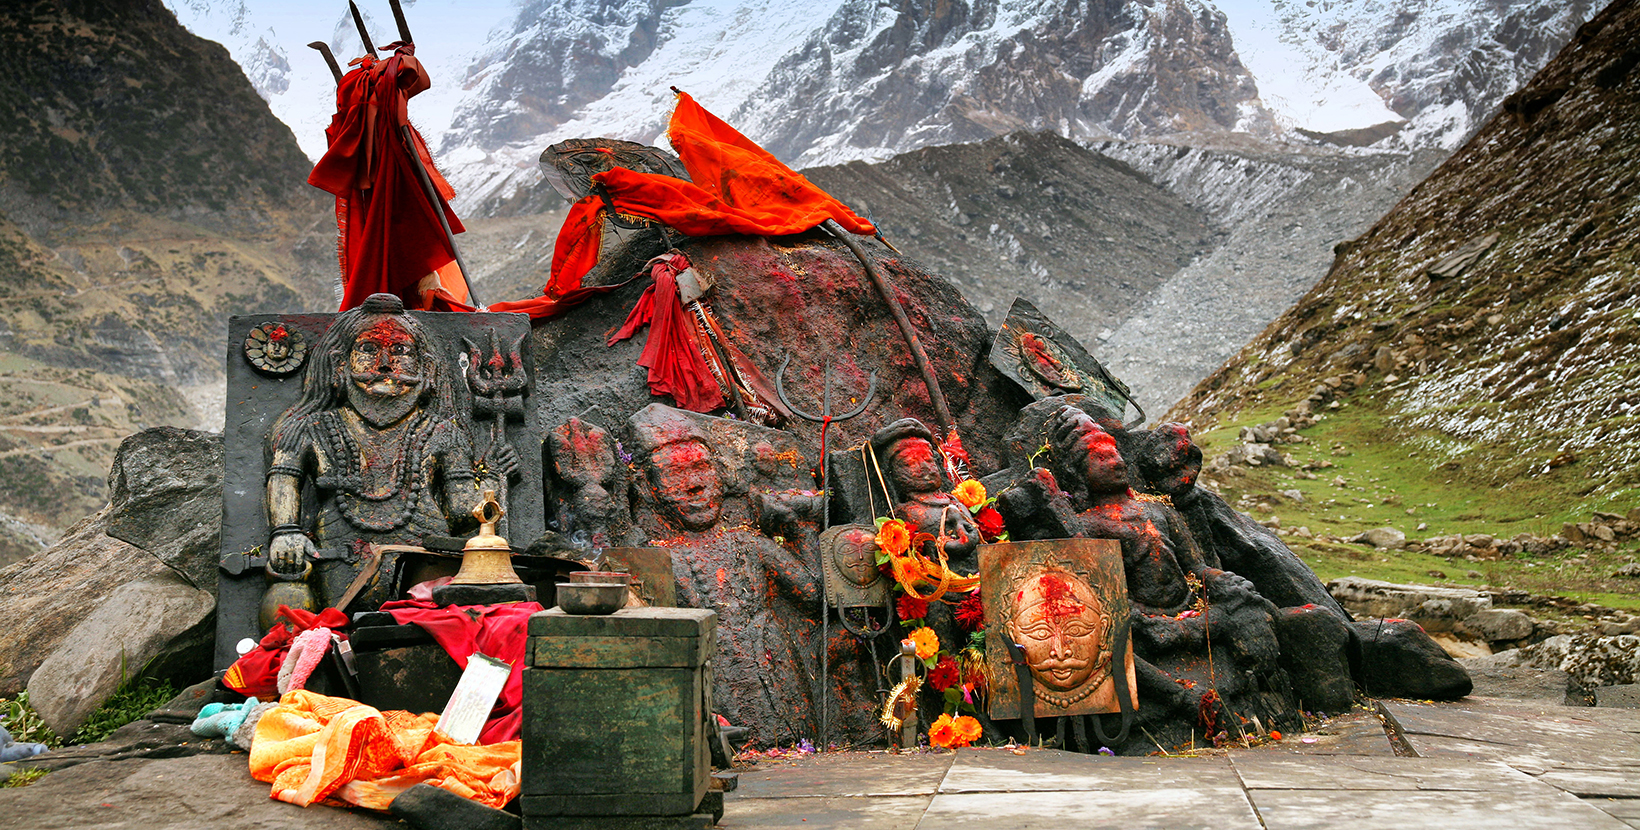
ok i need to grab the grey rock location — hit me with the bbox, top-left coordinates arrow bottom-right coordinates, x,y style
1358,527 -> 1407,550
1328,576 -> 1491,623
26,574 -> 216,737
1279,489 -> 1304,503
1595,684 -> 1640,709
1457,652 -> 1571,704
1613,563 -> 1640,578
0,752 -> 395,828
0,509 -> 172,696
1462,608 -> 1536,642
391,782 -> 521,830
105,428 -> 224,594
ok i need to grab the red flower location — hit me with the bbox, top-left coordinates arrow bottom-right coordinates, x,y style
954,591 -> 985,632
897,594 -> 929,622
928,656 -> 960,691
975,506 -> 1005,542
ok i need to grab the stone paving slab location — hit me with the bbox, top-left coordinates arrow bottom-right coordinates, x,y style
732,751 -> 953,798
1232,755 -> 1537,791
1250,787 -> 1631,830
940,748 -> 1239,793
1584,796 -> 1640,820
919,787 -> 1259,830
1385,701 -> 1640,768
1238,710 -> 1397,756
717,795 -> 931,829
1537,768 -> 1640,798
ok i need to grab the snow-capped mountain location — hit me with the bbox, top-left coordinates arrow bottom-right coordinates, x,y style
167,0 -> 1595,214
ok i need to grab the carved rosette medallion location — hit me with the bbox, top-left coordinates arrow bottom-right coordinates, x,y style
244,322 -> 307,375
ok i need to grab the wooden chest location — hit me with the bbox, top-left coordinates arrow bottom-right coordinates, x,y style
520,606 -> 716,820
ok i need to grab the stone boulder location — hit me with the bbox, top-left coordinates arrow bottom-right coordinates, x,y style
1327,576 -> 1492,626
27,573 -> 216,736
1460,608 -> 1536,643
1354,618 -> 1472,700
0,509 -> 172,696
105,427 -> 224,594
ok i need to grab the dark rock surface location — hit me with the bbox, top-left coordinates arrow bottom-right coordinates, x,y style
105,427 -> 224,593
1355,618 -> 1474,700
0,752 -> 394,830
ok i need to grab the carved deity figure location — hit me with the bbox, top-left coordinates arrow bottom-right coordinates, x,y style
869,418 -> 981,574
628,404 -> 822,745
265,293 -> 491,606
1006,567 -> 1114,705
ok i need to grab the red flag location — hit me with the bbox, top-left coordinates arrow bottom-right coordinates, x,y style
308,48 -> 470,312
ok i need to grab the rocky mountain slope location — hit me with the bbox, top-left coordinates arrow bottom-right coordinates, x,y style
0,0 -> 333,565
1169,0 -> 1640,513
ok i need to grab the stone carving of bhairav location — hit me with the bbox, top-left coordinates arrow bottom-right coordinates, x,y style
265,293 -> 493,604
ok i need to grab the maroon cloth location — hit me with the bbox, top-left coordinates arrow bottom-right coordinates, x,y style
307,47 -> 469,312
222,606 -> 351,699
605,253 -> 725,412
380,599 -> 544,744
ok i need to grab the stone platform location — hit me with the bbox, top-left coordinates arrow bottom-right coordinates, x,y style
3,697 -> 1638,829
721,698 -> 1640,829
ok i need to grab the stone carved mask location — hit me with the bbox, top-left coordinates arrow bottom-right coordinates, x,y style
819,524 -> 890,612
1005,568 -> 1112,693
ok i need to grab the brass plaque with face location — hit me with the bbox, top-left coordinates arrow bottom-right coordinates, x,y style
819,524 -> 890,613
979,539 -> 1138,720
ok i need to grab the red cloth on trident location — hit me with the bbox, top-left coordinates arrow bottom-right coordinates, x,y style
606,253 -> 725,412
380,599 -> 543,744
489,91 -> 873,320
308,46 -> 470,312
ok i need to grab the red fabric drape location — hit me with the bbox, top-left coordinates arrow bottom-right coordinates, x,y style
380,599 -> 543,744
222,605 -> 351,699
308,48 -> 469,312
606,253 -> 725,412
501,91 -> 873,319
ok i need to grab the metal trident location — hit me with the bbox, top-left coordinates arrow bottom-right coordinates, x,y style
774,353 -> 876,752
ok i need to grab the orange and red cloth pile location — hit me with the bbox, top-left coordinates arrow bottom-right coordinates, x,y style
489,91 -> 874,320
249,689 -> 520,811
309,44 -> 471,312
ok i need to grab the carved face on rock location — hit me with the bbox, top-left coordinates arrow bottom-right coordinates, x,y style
1137,423 -> 1202,498
1006,569 -> 1110,692
888,437 -> 944,497
648,439 -> 724,531
1077,426 -> 1129,495
345,317 -> 425,426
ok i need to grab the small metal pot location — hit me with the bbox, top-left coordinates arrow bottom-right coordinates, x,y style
556,582 -> 628,615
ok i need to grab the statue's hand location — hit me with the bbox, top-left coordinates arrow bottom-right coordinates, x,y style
268,530 -> 315,576
487,439 -> 522,482
1203,568 -> 1258,604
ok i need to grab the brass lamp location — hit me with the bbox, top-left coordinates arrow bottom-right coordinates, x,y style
449,490 -> 523,586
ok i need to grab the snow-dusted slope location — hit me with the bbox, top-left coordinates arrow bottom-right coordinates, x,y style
166,0 -> 1596,215
439,0 -> 1274,212
1221,0 -> 1600,148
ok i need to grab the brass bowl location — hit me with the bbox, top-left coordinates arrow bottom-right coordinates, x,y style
556,582 -> 627,615
568,571 -> 631,585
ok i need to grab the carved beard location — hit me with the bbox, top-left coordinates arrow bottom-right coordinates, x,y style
345,374 -> 425,426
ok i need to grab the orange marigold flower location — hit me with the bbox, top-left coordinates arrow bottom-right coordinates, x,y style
875,519 -> 911,557
1269,730 -> 1282,741
908,626 -> 940,661
928,713 -> 958,748
952,479 -> 987,510
951,714 -> 982,747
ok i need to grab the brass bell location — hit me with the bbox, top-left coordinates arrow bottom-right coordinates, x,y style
449,490 -> 524,585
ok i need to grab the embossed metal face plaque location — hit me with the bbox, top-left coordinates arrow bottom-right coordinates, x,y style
980,539 -> 1137,720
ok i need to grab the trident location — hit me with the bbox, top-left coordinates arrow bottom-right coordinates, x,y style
774,353 -> 876,751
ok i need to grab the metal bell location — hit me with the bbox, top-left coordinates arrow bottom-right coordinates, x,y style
449,489 -> 523,585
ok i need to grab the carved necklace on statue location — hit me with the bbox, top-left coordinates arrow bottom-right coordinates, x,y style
315,409 -> 434,532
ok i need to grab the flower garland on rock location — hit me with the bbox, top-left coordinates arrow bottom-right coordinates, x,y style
872,477 -> 1008,749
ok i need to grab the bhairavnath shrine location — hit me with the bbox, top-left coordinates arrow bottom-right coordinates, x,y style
107,4 -> 1475,827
